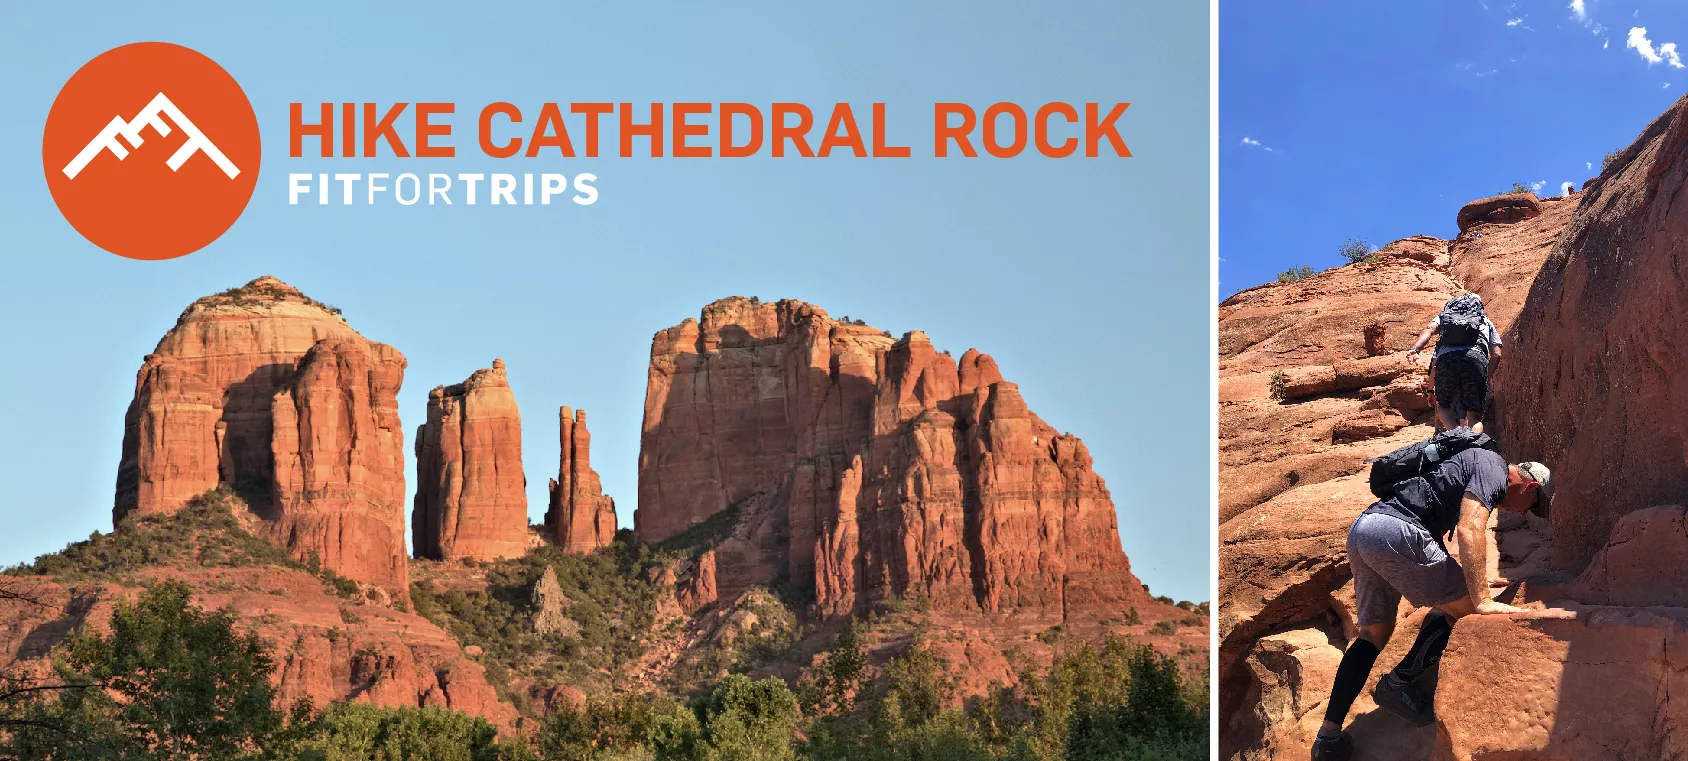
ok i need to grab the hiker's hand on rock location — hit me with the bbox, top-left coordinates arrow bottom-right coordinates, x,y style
1475,599 -> 1526,616
1490,578 -> 1511,588
1406,350 -> 1421,364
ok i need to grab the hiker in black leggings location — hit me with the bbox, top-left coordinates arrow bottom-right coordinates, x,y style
1310,452 -> 1551,761
1406,294 -> 1502,433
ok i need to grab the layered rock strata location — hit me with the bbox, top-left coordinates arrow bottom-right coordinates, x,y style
544,407 -> 617,553
115,277 -> 409,590
636,297 -> 1150,622
413,359 -> 529,562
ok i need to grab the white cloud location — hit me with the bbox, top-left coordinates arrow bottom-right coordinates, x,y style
1530,180 -> 1547,194
1587,161 -> 1593,170
1241,136 -> 1275,152
1561,181 -> 1576,196
1571,0 -> 1586,21
1507,17 -> 1525,26
1666,43 -> 1686,68
1628,27 -> 1683,67
1605,39 -> 1611,49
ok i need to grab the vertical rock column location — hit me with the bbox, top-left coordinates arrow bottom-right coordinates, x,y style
412,359 -> 529,562
546,407 -> 617,553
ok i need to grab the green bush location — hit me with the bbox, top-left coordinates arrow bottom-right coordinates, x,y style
10,489 -> 361,602
1277,265 -> 1315,283
1502,181 -> 1534,196
1603,149 -> 1624,172
292,703 -> 529,761
1338,238 -> 1372,264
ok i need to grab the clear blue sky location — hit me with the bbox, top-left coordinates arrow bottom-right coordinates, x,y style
0,2 -> 1211,602
1222,1 -> 1688,297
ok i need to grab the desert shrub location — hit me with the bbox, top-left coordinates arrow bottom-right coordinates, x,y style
1502,181 -> 1534,196
1277,265 -> 1314,283
1603,149 -> 1624,171
1338,238 -> 1372,263
1149,621 -> 1179,636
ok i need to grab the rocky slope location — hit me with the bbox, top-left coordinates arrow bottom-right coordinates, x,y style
1220,95 -> 1688,761
544,407 -> 617,553
116,276 -> 409,592
413,359 -> 530,562
636,297 -> 1156,624
1,495 -> 518,730
1218,193 -> 1568,757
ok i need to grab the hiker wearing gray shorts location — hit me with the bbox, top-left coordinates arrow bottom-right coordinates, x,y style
1310,448 -> 1552,761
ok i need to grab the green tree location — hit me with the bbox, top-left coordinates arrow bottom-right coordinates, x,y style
291,703 -> 526,761
538,691 -> 693,761
797,622 -> 866,718
1,581 -> 286,761
695,674 -> 799,761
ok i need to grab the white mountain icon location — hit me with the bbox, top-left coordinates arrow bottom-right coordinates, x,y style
62,92 -> 239,180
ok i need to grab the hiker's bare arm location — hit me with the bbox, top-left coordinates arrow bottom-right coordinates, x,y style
1406,322 -> 1437,362
1456,494 -> 1521,614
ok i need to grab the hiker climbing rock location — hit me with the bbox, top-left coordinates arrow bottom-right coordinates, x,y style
1405,293 -> 1501,433
1310,428 -> 1551,761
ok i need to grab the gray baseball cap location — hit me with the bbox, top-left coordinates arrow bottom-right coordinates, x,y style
1518,461 -> 1552,515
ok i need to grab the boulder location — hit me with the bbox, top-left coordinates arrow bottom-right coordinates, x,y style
1456,193 -> 1543,233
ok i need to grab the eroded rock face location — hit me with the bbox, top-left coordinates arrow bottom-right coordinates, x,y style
1494,95 -> 1688,573
1455,193 -> 1543,233
1437,609 -> 1688,761
637,298 -> 1150,622
271,339 -> 409,591
0,568 -> 517,730
544,407 -> 616,553
116,277 -> 409,591
676,550 -> 718,613
1217,204 -> 1570,757
413,360 -> 529,562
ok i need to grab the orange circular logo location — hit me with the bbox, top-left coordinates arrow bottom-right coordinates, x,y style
42,42 -> 260,260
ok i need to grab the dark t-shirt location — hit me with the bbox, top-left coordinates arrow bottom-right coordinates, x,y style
1369,448 -> 1510,537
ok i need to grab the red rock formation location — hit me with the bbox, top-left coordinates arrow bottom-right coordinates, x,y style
413,360 -> 529,562
1217,200 -> 1570,757
0,567 -> 516,730
636,298 -> 1150,622
115,277 -> 409,590
544,407 -> 616,553
1455,192 -> 1543,232
676,550 -> 718,613
1494,94 -> 1688,573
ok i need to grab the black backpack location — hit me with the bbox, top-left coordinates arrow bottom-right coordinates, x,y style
1437,294 -> 1486,348
1366,427 -> 1500,499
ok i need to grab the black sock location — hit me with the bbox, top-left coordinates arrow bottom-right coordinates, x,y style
1322,637 -> 1381,728
1391,610 -> 1453,683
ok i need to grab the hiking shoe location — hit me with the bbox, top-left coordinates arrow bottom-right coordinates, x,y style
1310,730 -> 1353,761
1372,673 -> 1435,726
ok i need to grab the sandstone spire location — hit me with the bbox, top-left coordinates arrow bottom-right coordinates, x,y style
545,407 -> 617,553
412,359 -> 529,562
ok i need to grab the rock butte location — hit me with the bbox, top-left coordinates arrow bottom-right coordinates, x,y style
544,407 -> 617,553
1222,93 -> 1688,760
635,297 -> 1152,621
115,276 -> 409,592
413,359 -> 530,562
